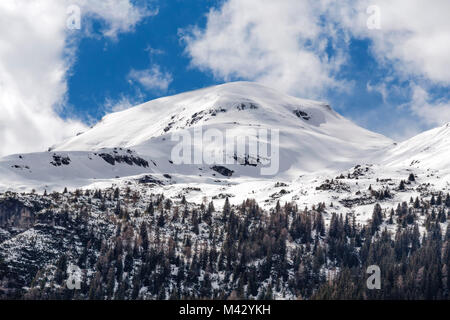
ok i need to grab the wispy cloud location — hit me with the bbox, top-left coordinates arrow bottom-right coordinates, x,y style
78,0 -> 158,39
128,65 -> 173,92
103,92 -> 145,113
409,85 -> 450,127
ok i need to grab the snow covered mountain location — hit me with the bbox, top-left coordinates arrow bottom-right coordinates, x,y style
55,81 -> 392,159
1,81 -> 450,220
0,82 -> 394,192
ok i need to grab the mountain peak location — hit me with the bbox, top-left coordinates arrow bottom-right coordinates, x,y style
130,81 -> 332,116
54,82 -> 384,153
0,82 -> 395,191
190,81 -> 331,109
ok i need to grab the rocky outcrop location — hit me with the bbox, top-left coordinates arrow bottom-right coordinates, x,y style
97,152 -> 149,168
211,165 -> 234,177
0,198 -> 35,229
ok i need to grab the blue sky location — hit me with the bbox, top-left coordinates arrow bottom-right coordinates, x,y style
66,1 -> 222,121
1,0 -> 449,157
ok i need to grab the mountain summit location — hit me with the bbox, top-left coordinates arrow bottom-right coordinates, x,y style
56,82 -> 392,154
0,81 -> 399,191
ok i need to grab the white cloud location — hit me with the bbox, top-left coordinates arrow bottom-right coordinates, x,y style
366,82 -> 389,102
183,0 -> 349,98
186,0 -> 450,89
0,0 -> 152,157
337,0 -> 450,85
128,65 -> 173,92
78,0 -> 158,39
145,46 -> 165,55
343,0 -> 450,130
184,0 -> 450,134
409,85 -> 450,127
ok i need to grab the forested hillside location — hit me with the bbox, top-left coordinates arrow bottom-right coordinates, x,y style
1,187 -> 448,300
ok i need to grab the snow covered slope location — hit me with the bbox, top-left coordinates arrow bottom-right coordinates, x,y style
1,81 -> 394,191
0,148 -> 158,191
382,123 -> 450,171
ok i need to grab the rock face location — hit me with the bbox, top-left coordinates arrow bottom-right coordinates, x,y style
211,165 -> 234,177
97,150 -> 149,167
0,198 -> 35,229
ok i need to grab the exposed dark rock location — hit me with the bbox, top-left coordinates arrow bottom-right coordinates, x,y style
316,179 -> 351,192
236,102 -> 258,111
11,165 -> 30,170
274,182 -> 289,187
138,175 -> 163,185
212,193 -> 235,200
0,198 -> 35,229
211,166 -> 234,177
293,109 -> 311,120
163,121 -> 175,133
98,153 -> 149,168
233,154 -> 259,167
270,189 -> 291,199
208,107 -> 227,116
50,154 -> 71,167
339,196 -> 375,208
182,187 -> 201,192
